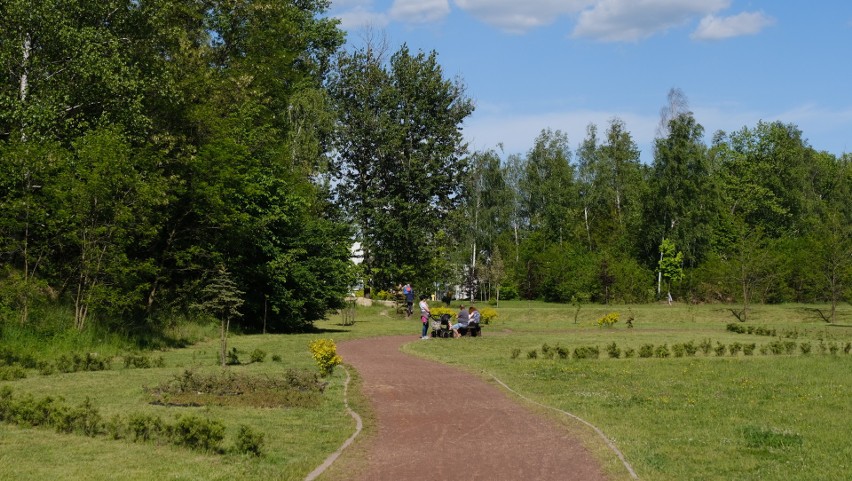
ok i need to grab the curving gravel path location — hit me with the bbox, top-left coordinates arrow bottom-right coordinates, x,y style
335,336 -> 609,481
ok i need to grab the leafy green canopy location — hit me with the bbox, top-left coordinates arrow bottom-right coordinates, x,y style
0,0 -> 353,333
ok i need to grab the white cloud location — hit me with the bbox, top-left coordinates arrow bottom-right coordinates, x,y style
453,0 -> 593,34
691,12 -> 775,40
390,0 -> 450,24
572,0 -> 729,42
334,6 -> 389,30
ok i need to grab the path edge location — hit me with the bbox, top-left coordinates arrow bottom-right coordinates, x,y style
486,371 -> 640,480
303,366 -> 363,481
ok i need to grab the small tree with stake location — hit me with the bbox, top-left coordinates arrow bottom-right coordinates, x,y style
194,266 -> 244,367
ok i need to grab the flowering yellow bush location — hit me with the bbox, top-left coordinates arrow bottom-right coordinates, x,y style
479,308 -> 498,324
430,306 -> 456,319
308,338 -> 342,377
597,312 -> 619,328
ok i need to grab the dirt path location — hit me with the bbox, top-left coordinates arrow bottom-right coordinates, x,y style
335,336 -> 609,481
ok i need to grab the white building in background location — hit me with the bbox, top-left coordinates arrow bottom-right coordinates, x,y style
350,242 -> 363,265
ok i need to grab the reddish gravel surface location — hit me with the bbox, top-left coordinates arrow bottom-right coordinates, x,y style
336,336 -> 609,481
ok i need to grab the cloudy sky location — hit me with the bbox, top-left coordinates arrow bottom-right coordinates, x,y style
327,1 -> 852,161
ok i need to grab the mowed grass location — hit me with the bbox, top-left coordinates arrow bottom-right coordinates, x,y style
400,301 -> 852,481
2,301 -> 850,480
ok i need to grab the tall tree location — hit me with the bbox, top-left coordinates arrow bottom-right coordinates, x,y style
330,43 -> 474,292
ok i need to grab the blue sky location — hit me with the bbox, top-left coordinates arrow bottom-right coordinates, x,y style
327,1 -> 852,162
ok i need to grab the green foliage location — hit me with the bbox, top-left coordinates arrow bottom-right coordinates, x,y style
235,424 -> 265,456
249,349 -> 266,363
573,346 -> 600,360
171,415 -> 225,453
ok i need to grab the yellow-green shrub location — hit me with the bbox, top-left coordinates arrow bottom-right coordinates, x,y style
308,339 -> 342,377
596,312 -> 619,328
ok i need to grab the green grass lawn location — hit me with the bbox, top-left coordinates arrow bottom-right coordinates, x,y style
1,301 -> 850,480
402,301 -> 852,481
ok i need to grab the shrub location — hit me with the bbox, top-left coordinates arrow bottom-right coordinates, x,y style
623,347 -> 636,358
555,345 -> 570,359
573,346 -> 600,360
671,344 -> 685,358
714,342 -> 727,356
171,415 -> 225,452
828,342 -> 839,355
683,341 -> 698,357
234,424 -> 265,456
743,343 -> 756,356
596,312 -> 619,328
308,339 -> 342,377
727,323 -> 746,334
638,344 -> 654,358
799,342 -> 812,355
0,366 -> 26,381
250,349 -> 266,363
510,348 -> 521,360
124,354 -> 151,369
226,347 -> 240,365
699,339 -> 713,355
606,342 -> 621,359
527,349 -> 538,359
729,342 -> 743,356
479,308 -> 498,324
128,413 -> 166,442
844,342 -> 851,355
654,344 -> 670,358
271,354 -> 282,362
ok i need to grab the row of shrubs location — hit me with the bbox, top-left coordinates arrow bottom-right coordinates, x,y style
0,386 -> 264,455
1,347 -> 279,380
726,323 -> 777,337
512,339 -> 852,360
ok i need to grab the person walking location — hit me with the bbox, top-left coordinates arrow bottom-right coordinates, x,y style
419,295 -> 431,340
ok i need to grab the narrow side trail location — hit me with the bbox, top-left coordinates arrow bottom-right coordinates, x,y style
336,336 -> 609,481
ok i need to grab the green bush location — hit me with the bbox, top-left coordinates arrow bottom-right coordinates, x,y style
743,343 -> 756,356
0,366 -> 26,381
527,349 -> 538,359
654,344 -> 670,358
510,348 -> 521,359
799,342 -> 812,355
234,424 -> 265,456
729,342 -> 743,356
623,347 -> 636,358
638,344 -> 654,358
171,415 -> 225,452
250,349 -> 267,363
606,342 -> 621,359
714,342 -> 727,356
573,346 -> 600,360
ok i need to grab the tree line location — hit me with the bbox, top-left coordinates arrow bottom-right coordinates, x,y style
455,91 -> 851,322
1,2 -> 849,339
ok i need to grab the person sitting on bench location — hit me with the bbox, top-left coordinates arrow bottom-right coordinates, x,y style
451,305 -> 470,338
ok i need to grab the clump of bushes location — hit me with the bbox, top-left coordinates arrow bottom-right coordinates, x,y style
0,386 -> 265,455
250,349 -> 266,363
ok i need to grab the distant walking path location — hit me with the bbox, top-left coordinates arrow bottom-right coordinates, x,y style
335,336 -> 610,481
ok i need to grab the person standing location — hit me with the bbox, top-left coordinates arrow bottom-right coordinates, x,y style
419,295 -> 431,339
403,283 -> 414,317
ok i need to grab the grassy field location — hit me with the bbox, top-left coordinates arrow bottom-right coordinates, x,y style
1,301 -> 851,480
401,301 -> 852,481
